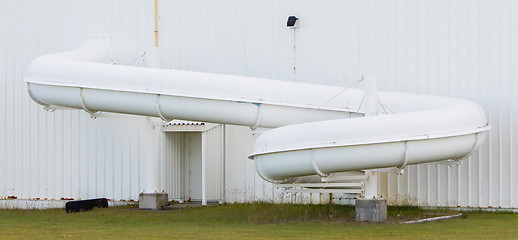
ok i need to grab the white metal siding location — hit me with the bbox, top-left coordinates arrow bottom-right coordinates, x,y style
163,132 -> 203,200
164,126 -> 223,202
159,0 -> 518,207
203,125 -> 224,201
223,125 -> 261,203
223,125 -> 320,204
2,0 -> 517,208
164,132 -> 184,200
184,133 -> 202,200
0,0 -> 156,201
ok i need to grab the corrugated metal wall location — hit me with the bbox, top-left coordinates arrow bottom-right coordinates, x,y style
223,126 -> 262,203
163,126 -> 223,202
203,125 -> 224,201
223,125 -> 337,204
1,0 -> 517,208
159,0 -> 518,208
179,133 -> 203,200
0,0 -> 156,201
164,132 -> 184,200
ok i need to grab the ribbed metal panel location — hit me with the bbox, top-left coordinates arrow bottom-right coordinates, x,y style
164,127 -> 223,202
223,126 -> 318,204
159,0 -> 518,207
223,126 -> 263,203
183,133 -> 202,200
164,132 -> 184,200
0,0 -> 155,201
203,125 -> 224,201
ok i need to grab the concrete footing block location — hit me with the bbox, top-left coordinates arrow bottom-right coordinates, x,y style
139,193 -> 168,210
355,198 -> 387,222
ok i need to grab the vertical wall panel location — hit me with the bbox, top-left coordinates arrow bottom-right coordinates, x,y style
169,132 -> 184,200
0,0 -> 156,202
511,0 -> 518,207
165,132 -> 182,200
203,125 -> 223,201
222,126 -> 263,203
184,133 -> 202,200
164,128 -> 223,202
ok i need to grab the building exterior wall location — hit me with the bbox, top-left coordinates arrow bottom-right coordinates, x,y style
1,0 -> 517,208
163,126 -> 223,202
203,125 -> 224,201
164,132 -> 203,201
0,0 -> 157,201
159,0 -> 518,208
164,132 -> 184,200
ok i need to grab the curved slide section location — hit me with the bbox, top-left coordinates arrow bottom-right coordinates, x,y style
25,44 -> 490,182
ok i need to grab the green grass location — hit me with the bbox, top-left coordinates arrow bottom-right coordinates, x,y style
0,203 -> 517,239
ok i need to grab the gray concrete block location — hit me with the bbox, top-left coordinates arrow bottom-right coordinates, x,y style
355,198 -> 387,222
139,193 -> 168,210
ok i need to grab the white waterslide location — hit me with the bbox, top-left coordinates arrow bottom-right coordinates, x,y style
26,44 -> 490,183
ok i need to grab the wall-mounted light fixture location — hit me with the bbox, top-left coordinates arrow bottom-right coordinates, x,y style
287,16 -> 299,28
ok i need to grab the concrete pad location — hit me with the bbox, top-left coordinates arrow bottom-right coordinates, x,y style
355,198 -> 387,222
139,193 -> 168,210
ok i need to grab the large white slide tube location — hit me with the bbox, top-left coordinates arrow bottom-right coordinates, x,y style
27,44 -> 359,128
26,44 -> 490,183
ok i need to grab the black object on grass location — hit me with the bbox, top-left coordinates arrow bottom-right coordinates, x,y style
65,198 -> 108,213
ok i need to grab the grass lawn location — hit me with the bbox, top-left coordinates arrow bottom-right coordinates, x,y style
0,203 -> 517,239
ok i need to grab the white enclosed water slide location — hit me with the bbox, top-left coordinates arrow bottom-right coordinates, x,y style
26,44 -> 490,183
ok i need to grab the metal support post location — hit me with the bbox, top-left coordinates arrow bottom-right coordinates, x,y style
201,132 -> 207,206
